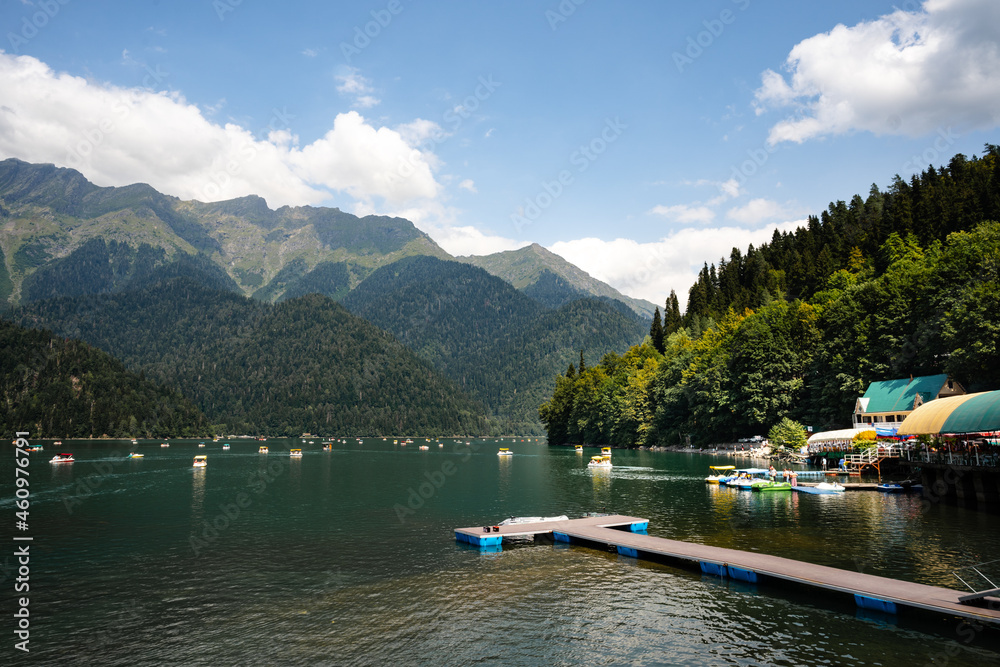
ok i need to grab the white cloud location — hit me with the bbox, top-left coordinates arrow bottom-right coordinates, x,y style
458,179 -> 477,193
0,53 -> 442,211
429,225 -> 528,256
726,198 -> 802,225
755,0 -> 1000,144
335,67 -> 380,108
550,221 -> 805,307
649,204 -> 715,225
301,48 -> 319,58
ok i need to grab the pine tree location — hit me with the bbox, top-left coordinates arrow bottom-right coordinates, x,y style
578,350 -> 586,373
664,291 -> 682,335
650,307 -> 664,353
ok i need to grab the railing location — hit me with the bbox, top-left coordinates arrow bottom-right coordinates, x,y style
845,445 -> 903,466
953,559 -> 1000,603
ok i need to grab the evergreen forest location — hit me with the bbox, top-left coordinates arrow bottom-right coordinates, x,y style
540,145 -> 1000,446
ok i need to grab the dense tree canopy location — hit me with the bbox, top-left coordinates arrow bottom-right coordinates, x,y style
541,146 -> 1000,446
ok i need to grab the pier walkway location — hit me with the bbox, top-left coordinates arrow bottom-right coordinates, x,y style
455,515 -> 1000,626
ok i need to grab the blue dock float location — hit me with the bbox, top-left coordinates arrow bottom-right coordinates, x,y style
453,514 -> 1000,627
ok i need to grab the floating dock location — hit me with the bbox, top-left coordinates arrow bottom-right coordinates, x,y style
455,515 -> 1000,626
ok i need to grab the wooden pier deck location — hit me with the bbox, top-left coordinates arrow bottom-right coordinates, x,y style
455,515 -> 1000,626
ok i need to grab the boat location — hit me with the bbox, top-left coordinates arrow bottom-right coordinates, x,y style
587,455 -> 612,469
877,481 -> 923,493
419,445 -> 429,450
753,481 -> 792,492
131,439 -> 138,445
724,469 -> 770,489
575,445 -> 583,453
50,453 -> 74,463
259,446 -> 269,454
198,443 -> 205,448
127,452 -> 144,459
498,448 -> 513,457
222,444 -> 230,450
290,449 -> 302,457
193,455 -> 207,467
53,440 -> 62,446
323,444 -> 333,451
160,443 -> 169,448
705,465 -> 736,484
25,445 -> 43,452
815,482 -> 845,493
498,515 -> 569,526
601,447 -> 612,456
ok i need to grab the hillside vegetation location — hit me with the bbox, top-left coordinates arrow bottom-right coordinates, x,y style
541,145 -> 1000,446
1,319 -> 212,438
12,278 -> 496,436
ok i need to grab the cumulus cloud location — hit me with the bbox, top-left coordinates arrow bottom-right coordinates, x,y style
430,225 -> 528,256
335,67 -> 380,108
649,203 -> 715,224
0,53 -> 441,210
726,198 -> 802,225
550,220 -> 804,307
458,179 -> 477,193
755,0 -> 1000,144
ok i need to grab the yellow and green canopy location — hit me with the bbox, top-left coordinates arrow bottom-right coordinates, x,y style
898,391 -> 1000,435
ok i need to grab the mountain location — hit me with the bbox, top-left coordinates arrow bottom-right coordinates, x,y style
0,319 -> 212,438
0,159 -> 651,319
10,278 -> 496,436
0,158 -> 448,305
458,243 -> 657,318
342,255 -> 648,432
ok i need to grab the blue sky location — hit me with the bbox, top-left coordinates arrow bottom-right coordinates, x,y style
2,0 -> 998,306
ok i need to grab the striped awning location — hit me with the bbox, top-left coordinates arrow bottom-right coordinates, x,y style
897,391 -> 1000,435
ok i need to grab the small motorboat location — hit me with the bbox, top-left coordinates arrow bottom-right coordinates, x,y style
575,445 -> 583,453
50,453 -> 74,463
323,444 -> 333,451
25,445 -> 43,452
290,449 -> 303,457
160,443 -> 169,448
878,481 -> 923,493
259,446 -> 269,454
419,445 -> 429,450
601,447 -> 612,456
587,455 -> 612,469
705,465 -> 736,484
198,443 -> 206,448
193,455 -> 207,468
222,444 -> 230,450
815,482 -> 845,493
753,481 -> 792,492
498,448 -> 513,457
53,441 -> 62,446
127,452 -> 144,459
498,515 -> 569,526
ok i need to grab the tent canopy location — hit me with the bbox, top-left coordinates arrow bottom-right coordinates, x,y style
807,427 -> 871,444
898,391 -> 1000,435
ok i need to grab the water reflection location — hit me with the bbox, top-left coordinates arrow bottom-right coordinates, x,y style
191,466 -> 206,522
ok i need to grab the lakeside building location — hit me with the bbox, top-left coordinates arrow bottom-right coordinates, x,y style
852,374 -> 965,431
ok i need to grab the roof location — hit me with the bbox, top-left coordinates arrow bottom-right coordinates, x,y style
898,391 -> 1000,435
807,427 -> 872,443
860,374 -> 949,414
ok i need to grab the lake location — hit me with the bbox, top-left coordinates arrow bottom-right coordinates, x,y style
6,437 -> 1000,665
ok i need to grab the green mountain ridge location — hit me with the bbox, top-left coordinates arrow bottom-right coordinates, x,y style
342,255 -> 648,432
1,319 -> 212,438
11,277 -> 496,436
0,158 -> 652,316
458,243 -> 657,318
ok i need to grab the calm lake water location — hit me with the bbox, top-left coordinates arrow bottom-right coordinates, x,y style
6,438 -> 1000,665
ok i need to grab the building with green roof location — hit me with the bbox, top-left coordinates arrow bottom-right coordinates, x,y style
852,374 -> 965,430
